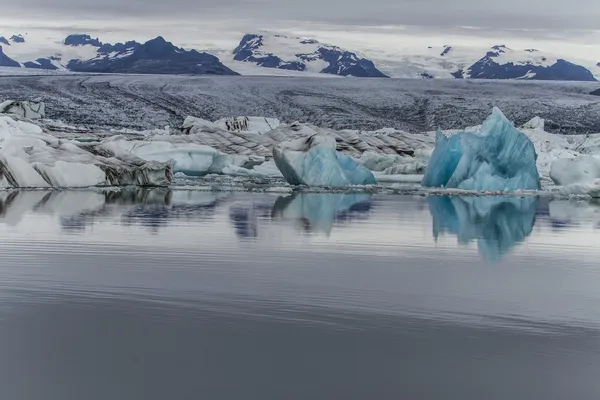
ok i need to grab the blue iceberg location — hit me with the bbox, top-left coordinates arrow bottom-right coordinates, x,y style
273,135 -> 376,187
422,108 -> 541,191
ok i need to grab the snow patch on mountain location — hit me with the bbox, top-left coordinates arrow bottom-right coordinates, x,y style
232,33 -> 388,78
370,44 -> 599,81
0,33 -> 236,76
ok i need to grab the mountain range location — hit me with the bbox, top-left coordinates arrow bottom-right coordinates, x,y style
1,32 -> 599,82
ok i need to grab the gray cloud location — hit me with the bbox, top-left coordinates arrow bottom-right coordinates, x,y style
2,0 -> 600,31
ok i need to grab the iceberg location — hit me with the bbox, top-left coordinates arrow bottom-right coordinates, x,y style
422,108 -> 541,191
99,138 -> 261,177
273,135 -> 376,187
214,116 -> 280,134
0,100 -> 45,119
550,156 -> 600,186
0,116 -> 171,188
550,156 -> 600,198
357,151 -> 427,175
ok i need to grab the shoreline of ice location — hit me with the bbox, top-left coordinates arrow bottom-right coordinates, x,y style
1,99 -> 600,199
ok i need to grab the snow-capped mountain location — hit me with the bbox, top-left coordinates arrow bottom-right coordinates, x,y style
371,44 -> 599,81
232,34 -> 388,78
0,33 -> 238,75
1,31 -> 598,81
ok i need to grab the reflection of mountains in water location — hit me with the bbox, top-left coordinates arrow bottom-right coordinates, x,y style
272,193 -> 373,235
428,196 -> 538,263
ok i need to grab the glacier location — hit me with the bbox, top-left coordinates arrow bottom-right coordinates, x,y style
422,108 -> 541,191
273,135 -> 376,187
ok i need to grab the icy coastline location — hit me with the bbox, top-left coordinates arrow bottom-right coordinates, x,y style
1,99 -> 600,197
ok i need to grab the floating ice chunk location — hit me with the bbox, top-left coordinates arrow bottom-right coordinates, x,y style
0,100 -> 45,119
273,135 -> 376,187
550,156 -> 600,197
554,180 -> 600,198
357,151 -> 426,175
100,138 -> 260,177
0,116 -> 171,188
422,108 -> 541,191
521,116 -> 545,131
182,116 -> 217,131
214,116 -> 280,134
550,156 -> 600,186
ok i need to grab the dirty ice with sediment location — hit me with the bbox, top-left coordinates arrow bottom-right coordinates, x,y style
0,98 -> 599,198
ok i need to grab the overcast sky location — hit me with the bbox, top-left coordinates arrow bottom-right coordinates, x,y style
1,0 -> 599,59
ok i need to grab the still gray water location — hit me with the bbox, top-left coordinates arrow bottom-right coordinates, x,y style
1,189 -> 600,400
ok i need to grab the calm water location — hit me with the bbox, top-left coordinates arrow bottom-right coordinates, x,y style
1,189 -> 600,400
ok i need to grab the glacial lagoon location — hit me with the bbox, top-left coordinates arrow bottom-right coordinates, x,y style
1,189 -> 600,399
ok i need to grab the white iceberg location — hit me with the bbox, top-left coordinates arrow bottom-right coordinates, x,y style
357,151 -> 426,175
550,156 -> 600,186
549,156 -> 600,197
99,138 -> 263,177
422,108 -> 541,191
0,116 -> 171,188
214,116 -> 280,134
273,135 -> 376,187
0,100 -> 46,119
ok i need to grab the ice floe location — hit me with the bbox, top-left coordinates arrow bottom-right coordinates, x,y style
1,99 -> 600,195
422,108 -> 541,191
273,135 -> 376,187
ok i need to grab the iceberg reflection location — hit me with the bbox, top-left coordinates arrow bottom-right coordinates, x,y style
428,196 -> 538,263
272,193 -> 373,235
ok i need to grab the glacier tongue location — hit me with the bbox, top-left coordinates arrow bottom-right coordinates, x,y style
273,135 -> 376,187
422,108 -> 541,191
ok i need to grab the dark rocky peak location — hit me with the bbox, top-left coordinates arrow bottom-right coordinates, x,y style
300,39 -> 318,44
10,34 -> 25,43
525,48 -> 538,52
233,34 -> 263,54
97,40 -> 141,54
0,37 -> 9,46
0,45 -> 20,67
491,44 -> 509,52
597,62 -> 600,67
64,34 -> 102,47
440,46 -> 452,56
134,36 -> 182,59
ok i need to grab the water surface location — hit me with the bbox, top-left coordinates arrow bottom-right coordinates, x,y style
1,189 -> 599,399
